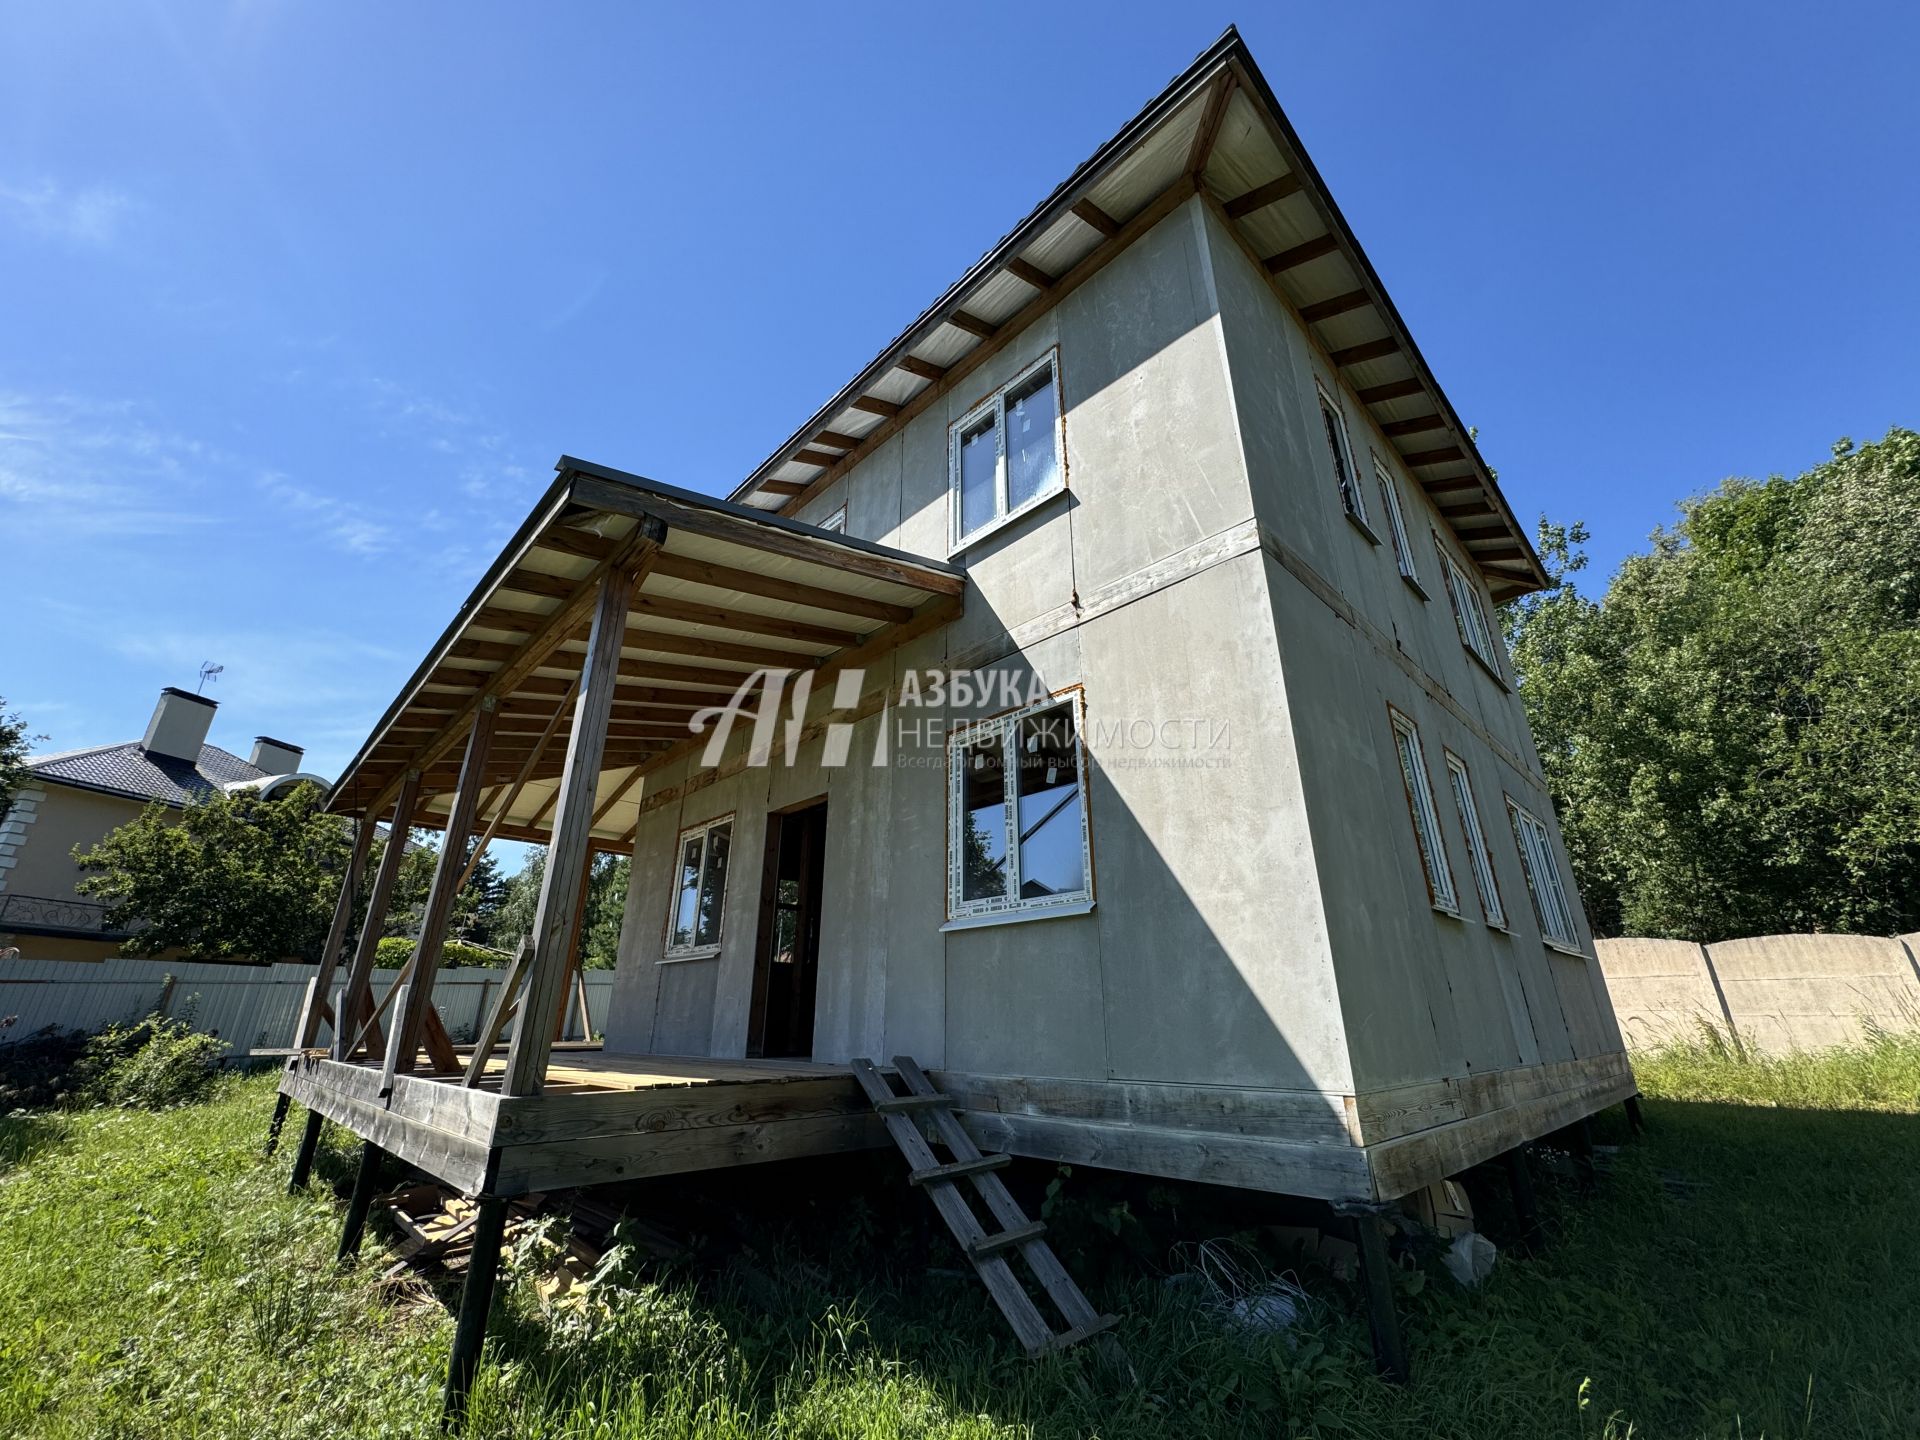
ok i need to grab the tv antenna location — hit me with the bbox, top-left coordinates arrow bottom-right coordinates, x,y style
197,661 -> 224,694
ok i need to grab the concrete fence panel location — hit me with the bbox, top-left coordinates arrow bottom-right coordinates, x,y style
0,956 -> 614,1055
1597,933 -> 1920,1055
1591,938 -> 1727,1050
1706,933 -> 1920,1054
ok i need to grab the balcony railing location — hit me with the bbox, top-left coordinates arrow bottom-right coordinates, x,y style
0,894 -> 144,940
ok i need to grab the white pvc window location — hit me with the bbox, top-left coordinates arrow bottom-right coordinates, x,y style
1373,452 -> 1421,589
818,504 -> 848,534
664,815 -> 733,958
948,353 -> 1064,551
1440,544 -> 1502,677
947,693 -> 1092,924
1317,383 -> 1370,528
1508,800 -> 1578,949
1444,751 -> 1505,928
1389,708 -> 1458,915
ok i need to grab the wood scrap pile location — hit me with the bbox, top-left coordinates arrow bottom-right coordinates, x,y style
377,1182 -> 687,1301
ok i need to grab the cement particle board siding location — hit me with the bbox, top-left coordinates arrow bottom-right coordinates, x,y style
1081,550 -> 1351,1092
651,957 -> 718,1056
809,710 -> 893,1062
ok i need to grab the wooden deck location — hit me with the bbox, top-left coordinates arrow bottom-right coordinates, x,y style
280,1047 -> 884,1197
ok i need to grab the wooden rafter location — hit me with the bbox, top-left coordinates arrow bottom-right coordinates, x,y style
1329,337 -> 1401,367
1299,289 -> 1372,324
1186,71 -> 1237,177
1223,171 -> 1301,219
1071,198 -> 1120,237
947,310 -> 998,340
649,551 -> 914,624
1357,378 -> 1425,405
1005,258 -> 1054,291
895,356 -> 947,382
851,395 -> 902,419
1264,233 -> 1340,273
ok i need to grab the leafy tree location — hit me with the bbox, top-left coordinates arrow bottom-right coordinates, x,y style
369,831 -> 508,946
1506,427 -> 1920,941
74,781 -> 350,961
493,846 -> 628,969
0,696 -> 42,818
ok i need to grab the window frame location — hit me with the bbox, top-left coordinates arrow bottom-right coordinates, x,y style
1443,750 -> 1506,929
1372,450 -> 1425,596
661,813 -> 736,961
1436,538 -> 1505,683
1506,797 -> 1580,952
944,687 -> 1095,930
818,503 -> 848,534
1316,381 -> 1376,539
947,350 -> 1067,554
1387,706 -> 1459,917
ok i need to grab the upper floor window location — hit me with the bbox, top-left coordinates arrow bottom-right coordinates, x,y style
665,815 -> 733,958
819,503 -> 848,534
1508,800 -> 1579,950
1439,544 -> 1502,679
1444,751 -> 1505,929
1388,707 -> 1458,915
949,353 -> 1064,551
946,692 -> 1092,927
1372,452 -> 1422,592
1317,383 -> 1371,531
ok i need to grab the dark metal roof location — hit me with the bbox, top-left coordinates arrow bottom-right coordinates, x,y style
26,742 -> 270,807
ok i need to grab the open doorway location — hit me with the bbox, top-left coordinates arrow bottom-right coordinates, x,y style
746,799 -> 827,1059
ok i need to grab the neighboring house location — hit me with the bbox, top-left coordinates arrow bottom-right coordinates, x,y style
0,688 -> 326,961
283,31 -> 1634,1392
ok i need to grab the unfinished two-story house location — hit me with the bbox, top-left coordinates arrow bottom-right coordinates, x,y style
281,29 -> 1633,1406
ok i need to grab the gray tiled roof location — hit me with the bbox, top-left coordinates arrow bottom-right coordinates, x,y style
27,742 -> 270,807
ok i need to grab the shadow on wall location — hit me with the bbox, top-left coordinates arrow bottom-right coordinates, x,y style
1597,933 -> 1920,1055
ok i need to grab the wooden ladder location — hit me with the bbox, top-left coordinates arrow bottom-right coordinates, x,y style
851,1055 -> 1119,1358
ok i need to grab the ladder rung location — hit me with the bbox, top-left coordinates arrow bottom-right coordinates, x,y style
874,1093 -> 953,1114
1040,1313 -> 1120,1354
967,1220 -> 1046,1258
908,1153 -> 1010,1187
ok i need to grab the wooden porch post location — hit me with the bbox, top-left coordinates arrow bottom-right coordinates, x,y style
393,698 -> 498,1075
296,813 -> 376,1049
336,770 -> 422,1054
502,531 -> 658,1096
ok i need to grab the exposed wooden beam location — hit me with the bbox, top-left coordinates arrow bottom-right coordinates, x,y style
616,625 -> 815,670
1471,545 -> 1527,561
1439,502 -> 1498,520
498,567 -> 580,601
851,395 -> 902,418
814,429 -> 863,450
458,676 -> 580,889
1223,172 -> 1302,220
947,310 -> 999,341
650,551 -> 914,624
1357,378 -> 1426,405
1404,446 -> 1467,467
791,449 -> 840,468
1422,477 -> 1485,496
393,699 -> 498,1075
1299,289 -> 1372,324
1383,414 -> 1447,439
570,471 -> 965,595
502,565 -> 635,1095
630,592 -> 862,648
1186,71 -> 1237,177
367,516 -> 668,818
1263,233 -> 1340,273
1329,337 -> 1401,367
1005,258 -> 1054,291
759,480 -> 809,497
534,527 -> 618,563
895,356 -> 947,382
589,763 -> 647,830
298,815 -> 375,1049
335,771 -> 421,1058
1071,198 -> 1120,237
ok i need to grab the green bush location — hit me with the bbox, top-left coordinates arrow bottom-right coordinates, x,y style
374,936 -> 510,969
74,1012 -> 227,1110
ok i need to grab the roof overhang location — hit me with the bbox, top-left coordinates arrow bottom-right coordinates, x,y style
724,27 -> 1547,600
323,459 -> 964,848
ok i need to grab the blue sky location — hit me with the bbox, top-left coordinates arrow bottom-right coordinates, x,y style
4,3 -> 1916,780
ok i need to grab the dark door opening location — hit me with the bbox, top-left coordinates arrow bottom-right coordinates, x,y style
747,800 -> 827,1059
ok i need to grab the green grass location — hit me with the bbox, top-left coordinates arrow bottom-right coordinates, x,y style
2,1034 -> 1918,1440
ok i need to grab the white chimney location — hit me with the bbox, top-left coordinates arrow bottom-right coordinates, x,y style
248,736 -> 305,776
141,687 -> 218,763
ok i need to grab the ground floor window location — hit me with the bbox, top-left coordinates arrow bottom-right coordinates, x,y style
1507,799 -> 1578,949
1388,707 -> 1459,915
947,692 -> 1092,923
665,815 -> 733,957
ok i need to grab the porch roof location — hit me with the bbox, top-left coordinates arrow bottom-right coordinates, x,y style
322,457 -> 962,847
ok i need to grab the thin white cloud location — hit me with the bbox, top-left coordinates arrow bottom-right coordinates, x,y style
256,470 -> 393,556
0,179 -> 134,247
